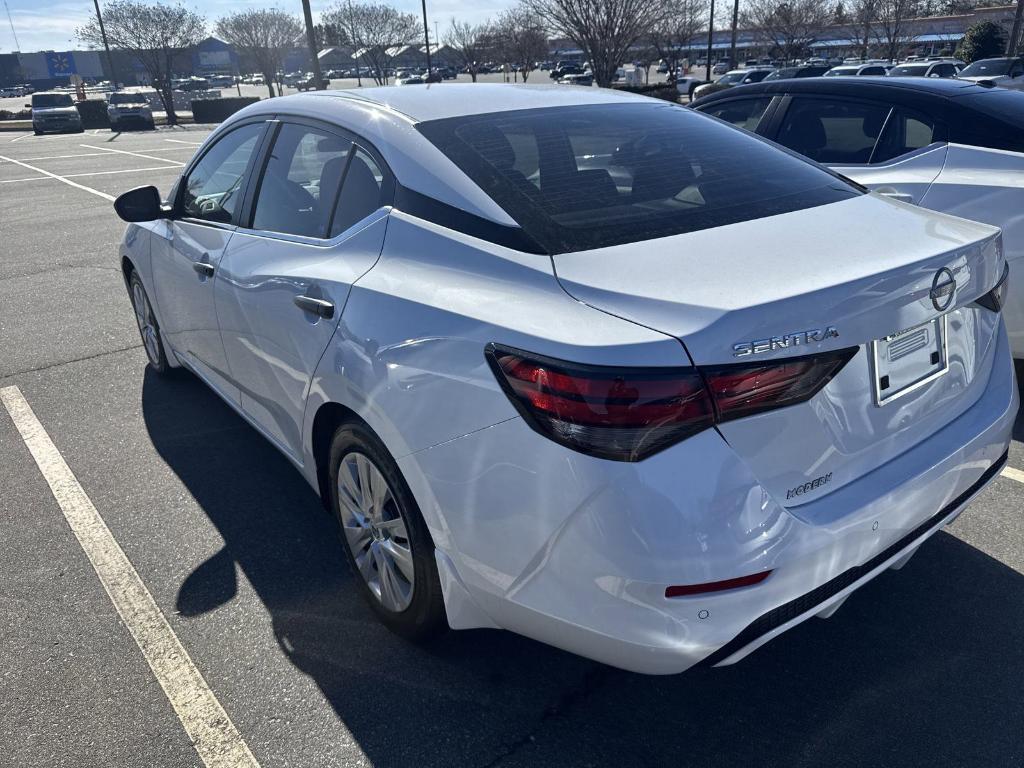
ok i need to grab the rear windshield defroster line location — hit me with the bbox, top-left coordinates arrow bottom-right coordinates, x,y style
416,102 -> 861,254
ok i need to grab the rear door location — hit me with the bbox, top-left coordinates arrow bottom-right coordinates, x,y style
214,119 -> 393,462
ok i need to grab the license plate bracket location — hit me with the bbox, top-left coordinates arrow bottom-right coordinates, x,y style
872,316 -> 948,406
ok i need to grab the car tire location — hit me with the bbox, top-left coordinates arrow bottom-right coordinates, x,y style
328,422 -> 447,641
128,270 -> 171,374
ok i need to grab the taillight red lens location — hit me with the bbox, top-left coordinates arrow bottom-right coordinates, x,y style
486,346 -> 714,461
665,570 -> 772,598
703,348 -> 857,423
487,344 -> 857,461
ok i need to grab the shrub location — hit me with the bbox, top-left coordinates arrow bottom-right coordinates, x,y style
611,83 -> 681,102
191,97 -> 259,124
956,22 -> 1007,64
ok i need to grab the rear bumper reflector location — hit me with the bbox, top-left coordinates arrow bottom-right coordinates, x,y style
665,570 -> 772,598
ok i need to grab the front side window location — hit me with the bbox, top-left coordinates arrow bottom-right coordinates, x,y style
251,123 -> 352,237
181,122 -> 264,223
775,97 -> 891,164
700,98 -> 772,131
416,103 -> 859,253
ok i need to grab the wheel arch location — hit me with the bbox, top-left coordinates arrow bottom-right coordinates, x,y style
309,400 -> 370,511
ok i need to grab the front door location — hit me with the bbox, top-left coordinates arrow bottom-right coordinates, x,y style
215,121 -> 391,461
150,121 -> 266,400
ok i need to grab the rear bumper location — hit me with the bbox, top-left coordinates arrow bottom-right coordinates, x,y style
401,323 -> 1018,675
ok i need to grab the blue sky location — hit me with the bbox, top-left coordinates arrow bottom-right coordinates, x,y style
0,0 -> 508,53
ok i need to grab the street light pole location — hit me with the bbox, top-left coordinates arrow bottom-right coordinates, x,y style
91,0 -> 119,89
300,0 -> 325,89
421,0 -> 432,72
705,0 -> 715,82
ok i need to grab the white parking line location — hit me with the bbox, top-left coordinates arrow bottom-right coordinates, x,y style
165,138 -> 203,146
1002,466 -> 1024,484
0,153 -> 114,201
9,133 -> 33,142
0,165 -> 184,184
0,385 -> 261,768
81,143 -> 185,166
13,147 -> 194,162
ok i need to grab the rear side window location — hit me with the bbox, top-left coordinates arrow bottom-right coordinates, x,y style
416,103 -> 859,253
699,97 -> 771,131
872,110 -> 938,163
251,123 -> 352,238
775,97 -> 891,164
328,148 -> 385,237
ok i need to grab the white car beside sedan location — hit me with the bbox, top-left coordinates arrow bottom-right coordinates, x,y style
112,85 -> 1016,674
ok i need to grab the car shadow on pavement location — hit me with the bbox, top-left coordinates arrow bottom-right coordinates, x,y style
142,367 -> 1024,768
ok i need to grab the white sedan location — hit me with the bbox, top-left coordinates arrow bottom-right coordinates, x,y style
112,84 -> 1016,674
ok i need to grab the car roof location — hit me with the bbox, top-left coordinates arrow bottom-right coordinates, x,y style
261,83 -> 649,123
691,75 -> 988,104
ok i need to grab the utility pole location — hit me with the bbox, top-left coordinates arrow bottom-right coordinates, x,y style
91,0 -> 119,89
421,0 -> 432,72
729,0 -> 739,69
705,0 -> 715,81
1008,0 -> 1024,55
300,0 -> 325,89
2,0 -> 19,52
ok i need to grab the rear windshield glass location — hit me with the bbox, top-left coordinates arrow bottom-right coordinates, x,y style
32,93 -> 74,107
416,103 -> 859,253
889,65 -> 929,76
959,59 -> 1014,77
959,89 -> 1024,125
109,92 -> 149,104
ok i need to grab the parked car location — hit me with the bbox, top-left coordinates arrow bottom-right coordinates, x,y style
112,84 -> 1015,674
888,61 -> 961,78
558,73 -> 594,86
394,74 -> 425,85
295,76 -> 330,91
675,74 -> 710,99
763,64 -> 831,80
692,68 -> 773,99
29,92 -> 83,135
107,91 -> 155,131
957,57 -> 1024,90
824,63 -> 890,76
549,63 -> 582,79
692,76 -> 1024,357
712,62 -> 730,75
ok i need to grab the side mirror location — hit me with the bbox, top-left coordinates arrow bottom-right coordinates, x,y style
114,185 -> 166,222
24,103 -> 31,108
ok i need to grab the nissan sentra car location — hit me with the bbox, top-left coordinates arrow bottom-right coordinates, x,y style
112,85 -> 1017,674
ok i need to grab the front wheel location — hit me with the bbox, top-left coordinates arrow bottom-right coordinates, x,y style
329,423 -> 446,640
128,271 -> 171,374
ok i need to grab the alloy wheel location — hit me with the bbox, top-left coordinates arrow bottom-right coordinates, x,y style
337,452 -> 415,612
132,281 -> 160,365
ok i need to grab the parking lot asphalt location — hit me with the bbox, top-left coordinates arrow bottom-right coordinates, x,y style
1,126 -> 1022,768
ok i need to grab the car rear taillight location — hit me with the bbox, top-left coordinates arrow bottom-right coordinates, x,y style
487,344 -> 857,461
974,262 -> 1010,313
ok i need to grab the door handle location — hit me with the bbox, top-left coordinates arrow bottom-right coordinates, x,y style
294,295 -> 335,319
877,188 -> 914,203
192,261 -> 215,277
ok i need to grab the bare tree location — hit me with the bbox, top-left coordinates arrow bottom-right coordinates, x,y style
444,19 -> 491,81
648,0 -> 707,76
78,1 -> 204,125
741,0 -> 832,61
524,0 -> 662,87
493,4 -> 549,81
322,2 -> 419,85
215,10 -> 302,98
873,0 -> 921,61
848,0 -> 878,59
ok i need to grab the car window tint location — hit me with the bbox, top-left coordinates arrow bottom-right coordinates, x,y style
863,67 -> 886,75
955,91 -> 1024,153
328,148 -> 385,237
252,123 -> 352,238
872,110 -> 936,163
776,98 -> 890,164
181,122 -> 264,223
700,98 -> 771,131
416,103 -> 860,253
1011,61 -> 1024,77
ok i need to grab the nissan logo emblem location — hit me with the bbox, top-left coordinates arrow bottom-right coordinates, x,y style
930,268 -> 956,312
